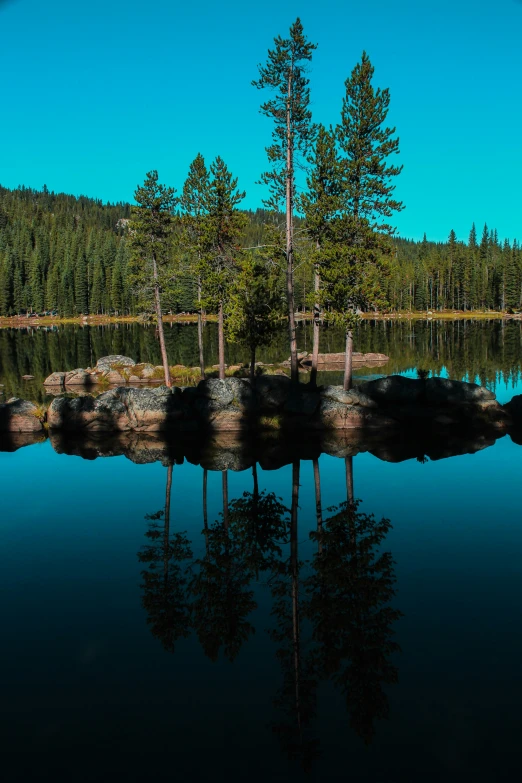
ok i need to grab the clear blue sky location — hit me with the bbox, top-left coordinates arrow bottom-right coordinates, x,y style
0,0 -> 521,242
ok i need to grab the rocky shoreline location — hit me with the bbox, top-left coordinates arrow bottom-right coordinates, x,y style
1,370 -> 520,438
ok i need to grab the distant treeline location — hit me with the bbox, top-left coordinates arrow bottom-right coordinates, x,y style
0,184 -> 521,317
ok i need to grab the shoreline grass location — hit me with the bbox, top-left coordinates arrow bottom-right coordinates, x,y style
0,310 -> 520,329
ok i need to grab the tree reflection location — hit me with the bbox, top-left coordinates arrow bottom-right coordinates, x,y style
270,461 -> 320,771
306,495 -> 402,744
138,462 -> 193,653
190,469 -> 257,662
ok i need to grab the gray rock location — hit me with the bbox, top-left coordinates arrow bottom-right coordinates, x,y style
95,355 -> 136,372
43,371 -> 66,387
358,375 -> 423,403
321,385 -> 378,408
505,394 -> 522,426
0,398 -> 45,432
197,378 -> 254,409
255,375 -> 291,412
425,377 -> 495,404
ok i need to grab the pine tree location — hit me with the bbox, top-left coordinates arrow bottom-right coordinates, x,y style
226,252 -> 284,382
200,157 -> 246,380
336,51 -> 403,388
302,125 -> 343,385
128,171 -> 178,387
253,18 -> 317,384
181,153 -> 210,379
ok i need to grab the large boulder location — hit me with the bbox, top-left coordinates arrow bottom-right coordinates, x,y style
47,387 -> 185,432
43,371 -> 66,387
0,398 -> 45,432
358,375 -> 423,404
425,377 -> 495,404
317,398 -> 396,430
320,385 -> 377,408
95,355 -> 136,372
197,378 -> 254,409
503,395 -> 522,427
255,375 -> 291,412
64,369 -> 92,386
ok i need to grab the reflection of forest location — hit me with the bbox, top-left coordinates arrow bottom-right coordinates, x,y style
1,319 -> 521,400
138,455 -> 401,772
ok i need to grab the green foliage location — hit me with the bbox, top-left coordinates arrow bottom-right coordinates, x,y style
226,252 -> 285,361
127,170 -> 179,310
253,17 -> 317,212
198,157 -> 246,314
337,51 -> 403,232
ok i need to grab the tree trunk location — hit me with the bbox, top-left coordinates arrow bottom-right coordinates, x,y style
250,345 -> 256,385
197,278 -> 205,380
222,469 -> 229,531
343,329 -> 353,391
202,468 -> 209,554
164,462 -> 173,579
310,258 -> 320,387
152,255 -> 171,388
286,71 -> 298,385
345,455 -> 354,504
218,299 -> 225,380
291,459 -> 301,733
313,458 -> 323,554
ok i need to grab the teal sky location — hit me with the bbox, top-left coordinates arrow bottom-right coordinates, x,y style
0,0 -> 521,242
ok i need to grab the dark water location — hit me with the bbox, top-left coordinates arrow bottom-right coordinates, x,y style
1,321 -> 522,778
1,318 -> 522,402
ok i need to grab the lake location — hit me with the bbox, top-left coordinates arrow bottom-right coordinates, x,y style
1,319 -> 522,779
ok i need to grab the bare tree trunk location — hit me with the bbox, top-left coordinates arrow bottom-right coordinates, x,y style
250,345 -> 256,385
345,455 -> 354,504
291,460 -> 301,733
197,277 -> 205,380
222,469 -> 229,531
152,255 -> 171,388
218,300 -> 225,380
164,462 -> 173,579
310,256 -> 320,387
313,458 -> 323,554
286,71 -> 298,385
343,329 -> 353,391
202,468 -> 209,555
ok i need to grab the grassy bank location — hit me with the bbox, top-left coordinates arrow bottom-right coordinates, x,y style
0,310 -> 519,329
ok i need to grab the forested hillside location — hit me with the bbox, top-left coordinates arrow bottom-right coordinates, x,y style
0,184 -> 520,316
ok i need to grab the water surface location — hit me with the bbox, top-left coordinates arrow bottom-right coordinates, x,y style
1,320 -> 522,778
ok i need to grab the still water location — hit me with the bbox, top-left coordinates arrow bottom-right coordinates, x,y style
1,320 -> 522,778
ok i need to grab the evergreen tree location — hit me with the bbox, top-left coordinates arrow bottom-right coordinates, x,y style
301,125 -> 343,385
181,153 -> 210,379
335,51 -> 403,388
200,157 -> 246,379
253,18 -> 317,384
128,171 -> 178,387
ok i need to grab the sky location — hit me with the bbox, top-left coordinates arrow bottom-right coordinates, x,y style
0,0 -> 521,242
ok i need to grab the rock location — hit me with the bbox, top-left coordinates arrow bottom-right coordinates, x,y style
505,395 -> 522,426
197,378 -> 253,409
43,371 -> 67,387
425,377 -> 495,404
317,399 -> 396,430
47,387 -> 185,432
284,389 -> 320,417
65,369 -> 92,385
95,355 -> 136,372
105,370 -> 127,384
0,398 -> 44,432
320,385 -> 378,408
22,375 -> 35,380
255,375 -> 291,412
358,375 -> 423,404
